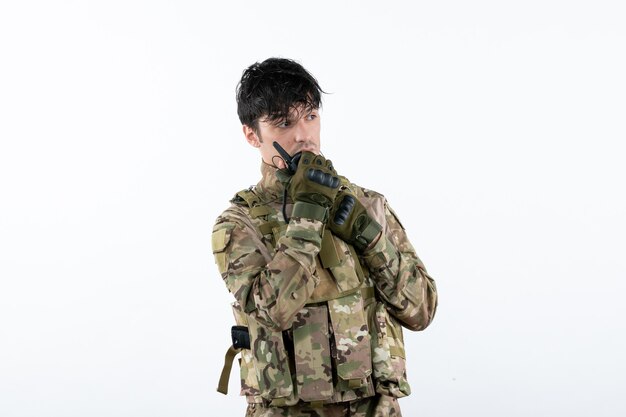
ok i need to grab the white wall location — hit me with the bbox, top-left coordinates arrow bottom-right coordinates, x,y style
1,1 -> 624,416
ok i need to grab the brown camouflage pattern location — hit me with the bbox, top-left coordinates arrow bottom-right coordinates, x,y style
292,305 -> 333,401
328,291 -> 372,385
371,302 -> 411,397
212,161 -> 437,412
247,314 -> 295,402
245,394 -> 402,417
358,192 -> 438,332
231,303 -> 262,398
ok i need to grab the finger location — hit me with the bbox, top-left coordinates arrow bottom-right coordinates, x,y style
301,153 -> 313,166
326,159 -> 335,173
312,154 -> 325,167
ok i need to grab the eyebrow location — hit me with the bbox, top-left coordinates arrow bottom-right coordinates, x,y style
264,106 -> 319,126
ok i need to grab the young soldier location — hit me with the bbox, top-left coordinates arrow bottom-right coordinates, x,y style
212,58 -> 437,417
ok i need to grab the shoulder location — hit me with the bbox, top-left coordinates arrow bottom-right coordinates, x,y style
212,188 -> 272,257
340,177 -> 384,200
213,188 -> 258,232
341,179 -> 408,232
343,178 -> 386,205
340,179 -> 390,226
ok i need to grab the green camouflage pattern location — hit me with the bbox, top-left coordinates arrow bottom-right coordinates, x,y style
292,305 -> 333,401
328,291 -> 372,384
371,302 -> 410,397
212,161 -> 438,409
231,303 -> 262,399
247,314 -> 297,403
244,394 -> 402,417
358,190 -> 438,331
325,238 -> 364,294
213,192 -> 324,331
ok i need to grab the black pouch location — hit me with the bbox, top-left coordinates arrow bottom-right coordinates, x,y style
231,325 -> 250,349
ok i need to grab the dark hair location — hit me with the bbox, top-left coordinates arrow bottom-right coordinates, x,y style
236,58 -> 324,133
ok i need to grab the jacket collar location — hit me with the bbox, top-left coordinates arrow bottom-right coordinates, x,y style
255,161 -> 284,200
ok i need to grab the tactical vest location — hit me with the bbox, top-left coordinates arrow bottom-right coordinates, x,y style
215,187 -> 411,406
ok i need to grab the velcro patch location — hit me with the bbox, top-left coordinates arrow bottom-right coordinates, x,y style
212,227 -> 232,253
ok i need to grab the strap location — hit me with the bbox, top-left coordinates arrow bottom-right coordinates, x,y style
356,221 -> 382,250
269,398 -> 290,407
271,224 -> 288,248
233,188 -> 283,248
360,286 -> 375,301
291,201 -> 327,222
249,205 -> 272,218
235,189 -> 260,208
348,378 -> 364,389
259,221 -> 280,235
390,346 -> 405,358
348,244 -> 365,283
216,345 -> 241,395
319,229 -> 341,269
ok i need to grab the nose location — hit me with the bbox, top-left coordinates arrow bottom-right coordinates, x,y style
293,119 -> 311,143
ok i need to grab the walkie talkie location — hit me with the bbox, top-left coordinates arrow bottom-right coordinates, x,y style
272,141 -> 303,223
272,141 -> 302,174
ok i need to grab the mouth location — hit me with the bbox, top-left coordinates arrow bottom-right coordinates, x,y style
297,146 -> 318,154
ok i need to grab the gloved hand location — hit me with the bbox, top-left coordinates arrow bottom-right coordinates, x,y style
329,190 -> 382,252
283,151 -> 341,221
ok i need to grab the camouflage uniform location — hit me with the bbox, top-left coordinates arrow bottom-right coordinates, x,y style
212,162 -> 437,416
245,394 -> 401,417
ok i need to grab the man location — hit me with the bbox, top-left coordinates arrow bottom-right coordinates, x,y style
212,58 -> 437,417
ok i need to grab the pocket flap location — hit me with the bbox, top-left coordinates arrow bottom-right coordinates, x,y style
328,292 -> 372,383
293,305 -> 334,402
212,225 -> 234,253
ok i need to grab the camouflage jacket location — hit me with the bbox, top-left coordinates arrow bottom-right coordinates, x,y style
212,162 -> 438,405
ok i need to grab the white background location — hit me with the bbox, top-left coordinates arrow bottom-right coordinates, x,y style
1,1 -> 625,416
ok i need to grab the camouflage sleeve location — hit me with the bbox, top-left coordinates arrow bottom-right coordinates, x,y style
212,211 -> 324,331
361,200 -> 438,331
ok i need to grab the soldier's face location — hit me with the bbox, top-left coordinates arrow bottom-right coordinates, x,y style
243,106 -> 321,169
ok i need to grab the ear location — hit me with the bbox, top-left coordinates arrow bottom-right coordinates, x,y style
243,125 -> 261,148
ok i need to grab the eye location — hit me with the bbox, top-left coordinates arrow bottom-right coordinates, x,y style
275,120 -> 291,128
306,113 -> 317,121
